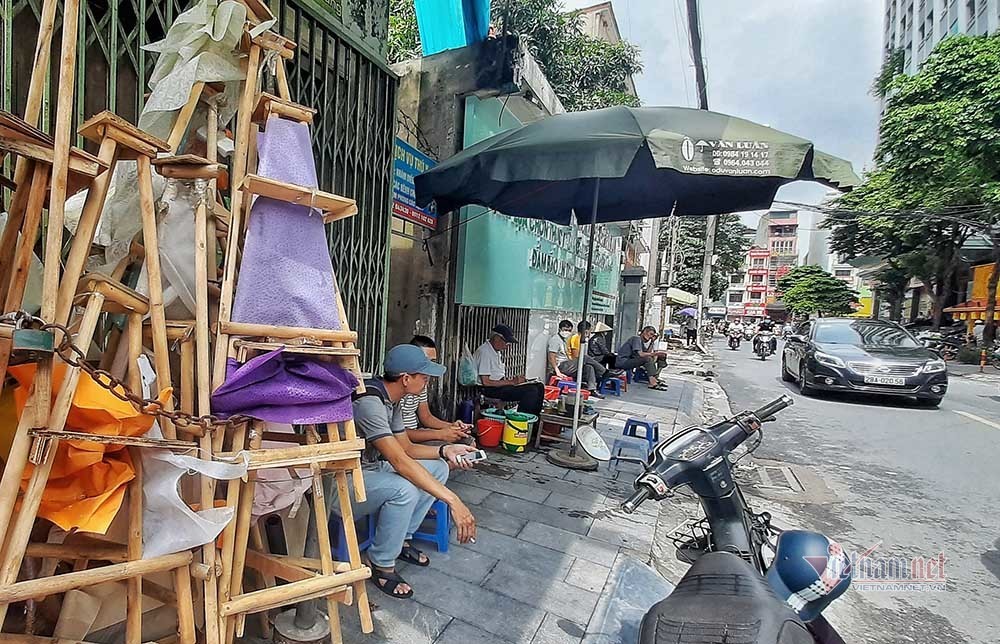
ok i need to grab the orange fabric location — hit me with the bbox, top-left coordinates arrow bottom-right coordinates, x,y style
5,363 -> 171,533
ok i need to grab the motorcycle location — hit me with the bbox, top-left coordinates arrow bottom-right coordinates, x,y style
754,331 -> 776,360
727,329 -> 742,350
621,395 -> 850,644
918,331 -> 963,361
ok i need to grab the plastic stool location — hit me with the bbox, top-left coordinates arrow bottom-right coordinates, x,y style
557,379 -> 579,392
633,367 -> 649,383
598,377 -> 623,396
623,418 -> 659,452
413,499 -> 450,553
609,435 -> 651,469
330,512 -> 376,562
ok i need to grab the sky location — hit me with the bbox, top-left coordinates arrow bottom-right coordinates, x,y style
564,0 -> 885,230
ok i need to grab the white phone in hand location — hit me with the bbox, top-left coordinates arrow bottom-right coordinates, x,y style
459,450 -> 488,464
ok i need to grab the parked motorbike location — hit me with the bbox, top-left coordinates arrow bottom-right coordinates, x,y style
918,330 -> 964,361
621,395 -> 850,644
754,331 -> 776,360
728,329 -> 742,350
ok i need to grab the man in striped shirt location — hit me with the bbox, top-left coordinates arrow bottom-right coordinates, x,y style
402,336 -> 472,444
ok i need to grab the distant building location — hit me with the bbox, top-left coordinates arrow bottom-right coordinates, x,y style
576,2 -> 639,97
755,209 -> 799,303
725,228 -> 768,321
883,0 -> 999,75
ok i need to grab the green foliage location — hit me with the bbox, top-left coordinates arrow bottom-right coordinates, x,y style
778,265 -> 858,317
827,34 -> 1000,324
387,0 -> 422,63
665,215 -> 750,301
386,0 -> 642,111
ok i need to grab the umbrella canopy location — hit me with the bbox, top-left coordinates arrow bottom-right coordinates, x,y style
415,105 -> 858,223
678,307 -> 698,317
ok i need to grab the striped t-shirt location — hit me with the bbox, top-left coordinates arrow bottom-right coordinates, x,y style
400,388 -> 428,429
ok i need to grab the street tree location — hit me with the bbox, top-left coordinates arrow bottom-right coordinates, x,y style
778,265 -> 858,317
387,0 -> 642,111
665,215 -> 750,301
826,34 -> 1000,338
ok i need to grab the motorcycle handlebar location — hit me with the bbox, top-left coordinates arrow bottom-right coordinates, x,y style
751,394 -> 794,421
621,486 -> 652,514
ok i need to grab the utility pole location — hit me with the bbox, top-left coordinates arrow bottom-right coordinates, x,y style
647,218 -> 662,328
660,217 -> 679,333
686,0 -> 716,341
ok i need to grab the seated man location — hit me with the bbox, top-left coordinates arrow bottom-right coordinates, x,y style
588,321 -> 618,370
616,325 -> 669,390
560,320 -> 615,398
305,344 -> 478,600
402,335 -> 472,444
474,324 -> 544,415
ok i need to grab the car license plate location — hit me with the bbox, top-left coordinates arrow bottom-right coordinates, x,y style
863,375 -> 906,386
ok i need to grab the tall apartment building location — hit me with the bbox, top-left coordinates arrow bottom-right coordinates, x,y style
884,0 -> 999,74
725,228 -> 768,321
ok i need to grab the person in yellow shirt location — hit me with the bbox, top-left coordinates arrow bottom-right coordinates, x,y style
566,320 -> 588,360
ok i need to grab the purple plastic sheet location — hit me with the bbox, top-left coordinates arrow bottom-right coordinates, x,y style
231,118 -> 342,330
211,348 -> 358,424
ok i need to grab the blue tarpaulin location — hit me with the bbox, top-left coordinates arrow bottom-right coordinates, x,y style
415,0 -> 491,56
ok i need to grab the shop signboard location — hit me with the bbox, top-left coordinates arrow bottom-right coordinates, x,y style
392,138 -> 438,229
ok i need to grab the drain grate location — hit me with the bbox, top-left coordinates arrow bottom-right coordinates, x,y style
747,465 -> 805,493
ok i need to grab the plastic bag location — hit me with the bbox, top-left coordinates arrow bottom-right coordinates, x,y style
458,344 -> 479,387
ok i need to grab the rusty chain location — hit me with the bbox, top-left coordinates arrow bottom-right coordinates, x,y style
3,311 -> 248,432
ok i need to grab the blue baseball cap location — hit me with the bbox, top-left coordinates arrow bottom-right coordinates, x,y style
384,344 -> 446,377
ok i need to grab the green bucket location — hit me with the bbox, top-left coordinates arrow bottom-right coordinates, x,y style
502,411 -> 538,453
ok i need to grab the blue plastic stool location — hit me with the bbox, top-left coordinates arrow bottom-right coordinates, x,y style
330,512 -> 376,562
557,379 -> 579,393
632,367 -> 649,383
598,377 -> 623,396
412,499 -> 450,553
609,435 -> 651,468
623,418 -> 659,452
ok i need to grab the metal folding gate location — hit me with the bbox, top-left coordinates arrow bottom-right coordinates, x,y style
0,0 -> 396,372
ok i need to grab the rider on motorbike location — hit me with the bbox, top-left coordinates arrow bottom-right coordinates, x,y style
753,317 -> 778,355
728,320 -> 744,348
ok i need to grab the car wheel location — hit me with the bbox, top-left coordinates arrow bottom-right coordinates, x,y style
781,357 -> 795,382
916,396 -> 943,408
798,367 -> 815,396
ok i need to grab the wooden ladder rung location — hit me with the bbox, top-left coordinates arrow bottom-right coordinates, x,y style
219,439 -> 364,470
76,273 -> 149,315
250,30 -> 295,58
221,568 -> 368,617
218,320 -> 358,344
252,92 -> 316,125
0,135 -> 107,179
233,339 -> 360,357
241,174 -> 357,223
28,429 -> 198,451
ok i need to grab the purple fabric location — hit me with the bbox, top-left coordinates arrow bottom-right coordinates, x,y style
231,119 -> 342,330
211,348 -> 359,424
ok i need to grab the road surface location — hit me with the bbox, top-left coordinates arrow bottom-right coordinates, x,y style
711,338 -> 1000,644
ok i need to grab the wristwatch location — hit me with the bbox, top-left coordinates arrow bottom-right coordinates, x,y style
438,444 -> 448,460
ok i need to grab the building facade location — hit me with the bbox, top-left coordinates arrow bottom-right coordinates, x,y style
755,210 -> 799,302
727,246 -> 771,322
884,0 -> 1000,74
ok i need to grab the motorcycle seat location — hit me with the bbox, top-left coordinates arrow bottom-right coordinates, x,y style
639,552 -> 814,644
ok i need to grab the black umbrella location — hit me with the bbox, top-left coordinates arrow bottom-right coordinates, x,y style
416,105 -> 857,467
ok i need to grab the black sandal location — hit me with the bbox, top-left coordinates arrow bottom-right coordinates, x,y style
648,383 -> 669,391
369,565 -> 414,599
397,542 -> 430,567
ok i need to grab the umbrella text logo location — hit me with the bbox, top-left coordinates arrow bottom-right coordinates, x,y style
681,137 -> 696,162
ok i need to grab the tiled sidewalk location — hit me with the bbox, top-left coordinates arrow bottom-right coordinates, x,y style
342,372 -> 702,644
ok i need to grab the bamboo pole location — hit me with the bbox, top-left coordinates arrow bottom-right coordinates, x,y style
222,424 -> 262,644
0,552 -> 192,604
125,455 -> 144,644
305,426 -> 345,641
172,563 -> 197,644
166,82 -> 206,153
3,162 -> 50,311
135,154 -> 175,439
55,136 -> 120,324
212,44 -> 262,390
219,572 -> 366,617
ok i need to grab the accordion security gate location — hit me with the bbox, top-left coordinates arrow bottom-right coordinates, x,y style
0,0 -> 396,372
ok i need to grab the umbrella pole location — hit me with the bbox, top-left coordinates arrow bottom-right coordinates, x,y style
549,179 -> 601,471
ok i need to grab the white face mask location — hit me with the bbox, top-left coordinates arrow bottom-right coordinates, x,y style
559,330 -> 572,339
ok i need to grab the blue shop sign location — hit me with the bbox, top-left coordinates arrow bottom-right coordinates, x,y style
392,138 -> 437,229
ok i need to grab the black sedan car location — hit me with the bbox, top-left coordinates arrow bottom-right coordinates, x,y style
781,318 -> 948,406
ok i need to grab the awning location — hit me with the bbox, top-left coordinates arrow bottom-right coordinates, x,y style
943,299 -> 1000,321
661,287 -> 698,306
765,301 -> 787,313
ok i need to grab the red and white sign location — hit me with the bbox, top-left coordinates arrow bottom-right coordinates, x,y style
749,248 -> 770,258
746,283 -> 768,292
744,306 -> 765,316
747,267 -> 769,276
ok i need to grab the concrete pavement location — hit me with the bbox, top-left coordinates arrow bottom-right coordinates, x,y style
340,366 -> 705,644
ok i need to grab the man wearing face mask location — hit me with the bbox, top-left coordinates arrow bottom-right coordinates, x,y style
548,320 -> 575,380
318,344 -> 478,600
